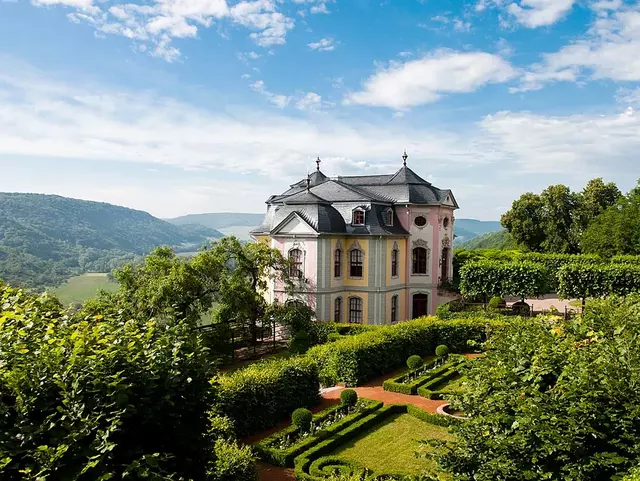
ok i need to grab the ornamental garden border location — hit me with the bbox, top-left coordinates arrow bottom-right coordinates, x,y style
253,398 -> 383,467
417,365 -> 463,400
293,403 -> 460,481
382,357 -> 465,395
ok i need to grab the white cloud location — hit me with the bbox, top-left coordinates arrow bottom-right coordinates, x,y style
30,0 -> 295,61
307,37 -> 337,51
249,79 -> 292,107
295,92 -> 322,111
507,0 -> 577,28
346,50 -> 517,109
310,2 -> 329,14
515,3 -> 640,91
291,0 -> 331,15
616,87 -> 640,107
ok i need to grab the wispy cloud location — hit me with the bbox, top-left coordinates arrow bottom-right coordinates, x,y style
307,37 -> 337,51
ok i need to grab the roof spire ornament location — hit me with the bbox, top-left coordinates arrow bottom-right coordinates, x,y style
306,174 -> 311,191
402,149 -> 408,166
316,156 -> 321,171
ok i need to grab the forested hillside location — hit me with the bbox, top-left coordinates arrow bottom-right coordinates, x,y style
0,193 -> 222,290
457,230 -> 517,250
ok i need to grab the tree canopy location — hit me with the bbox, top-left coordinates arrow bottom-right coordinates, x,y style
501,178 -> 622,254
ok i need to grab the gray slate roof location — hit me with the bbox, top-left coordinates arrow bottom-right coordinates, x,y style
251,164 -> 457,236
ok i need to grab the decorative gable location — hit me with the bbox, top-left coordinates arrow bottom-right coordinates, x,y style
271,213 -> 318,235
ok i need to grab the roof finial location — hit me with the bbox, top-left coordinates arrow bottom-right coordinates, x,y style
306,174 -> 311,191
402,149 -> 408,166
316,156 -> 321,171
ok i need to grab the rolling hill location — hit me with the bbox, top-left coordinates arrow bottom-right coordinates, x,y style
0,193 -> 223,290
457,230 -> 517,250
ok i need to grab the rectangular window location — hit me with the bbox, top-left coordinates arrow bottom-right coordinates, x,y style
334,297 -> 342,322
391,249 -> 398,277
349,297 -> 363,324
412,247 -> 427,275
334,249 -> 342,278
352,210 -> 365,225
350,249 -> 363,278
289,249 -> 303,279
391,296 -> 398,323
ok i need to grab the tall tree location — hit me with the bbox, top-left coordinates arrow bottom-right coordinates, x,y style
539,184 -> 579,253
581,180 -> 640,257
501,192 -> 546,252
575,178 -> 621,232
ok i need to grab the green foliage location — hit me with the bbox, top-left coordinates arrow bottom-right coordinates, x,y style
340,389 -> 358,407
292,408 -> 314,432
501,179 -> 621,254
383,360 -> 457,395
435,345 -> 450,358
612,255 -> 640,265
459,260 -> 548,301
307,317 -> 500,386
0,283 -> 217,480
440,297 -> 640,480
0,192 -> 221,290
582,181 -> 640,257
457,230 -> 518,250
254,399 -> 382,467
213,356 -> 320,436
416,368 -> 461,399
407,355 -> 424,370
487,296 -> 506,309
208,439 -> 258,481
558,263 -> 640,301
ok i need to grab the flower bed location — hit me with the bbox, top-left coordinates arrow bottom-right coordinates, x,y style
383,358 -> 464,395
253,398 -> 382,467
294,403 -> 460,481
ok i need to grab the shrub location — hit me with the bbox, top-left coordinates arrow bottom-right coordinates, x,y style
213,356 -> 320,436
0,284 -> 216,480
340,389 -> 358,407
436,303 -> 452,318
488,296 -> 506,309
292,408 -> 313,432
307,316 -> 501,386
209,438 -> 258,481
436,344 -> 450,358
406,354 -> 424,370
511,301 -> 530,315
460,260 -> 548,302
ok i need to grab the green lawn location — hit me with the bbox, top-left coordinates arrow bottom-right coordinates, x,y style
331,414 -> 454,476
52,273 -> 118,305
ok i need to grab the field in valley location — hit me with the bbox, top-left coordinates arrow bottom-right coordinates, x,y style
52,273 -> 119,305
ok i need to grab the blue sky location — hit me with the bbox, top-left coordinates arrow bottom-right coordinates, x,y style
1,0 -> 640,220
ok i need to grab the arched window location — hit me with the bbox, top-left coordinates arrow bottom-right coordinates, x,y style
350,249 -> 363,278
391,248 -> 399,278
348,296 -> 363,324
334,297 -> 342,322
352,208 -> 365,226
384,208 -> 394,226
412,247 -> 427,275
289,248 -> 303,279
391,295 -> 398,323
334,248 -> 342,278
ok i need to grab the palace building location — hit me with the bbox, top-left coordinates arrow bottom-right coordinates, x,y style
250,152 -> 458,324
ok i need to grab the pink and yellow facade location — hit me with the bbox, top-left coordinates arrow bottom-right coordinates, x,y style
251,154 -> 458,324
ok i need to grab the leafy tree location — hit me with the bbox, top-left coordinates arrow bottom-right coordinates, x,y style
576,178 -> 622,232
501,192 -> 546,252
440,296 -> 640,480
539,184 -> 579,253
582,180 -> 640,257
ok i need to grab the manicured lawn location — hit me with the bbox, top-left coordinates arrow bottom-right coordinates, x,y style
331,414 -> 454,476
52,273 -> 118,305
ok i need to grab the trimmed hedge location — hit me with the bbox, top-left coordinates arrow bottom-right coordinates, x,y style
253,399 -> 382,467
294,403 -> 452,481
558,263 -> 640,301
383,359 -> 463,395
307,317 -> 501,386
213,356 -> 320,437
417,368 -> 461,400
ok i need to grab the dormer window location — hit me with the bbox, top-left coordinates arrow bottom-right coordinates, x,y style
384,208 -> 394,226
352,208 -> 365,226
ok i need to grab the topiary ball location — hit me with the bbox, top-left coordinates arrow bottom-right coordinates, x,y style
340,389 -> 358,408
406,355 -> 424,370
435,345 -> 450,358
291,408 -> 313,432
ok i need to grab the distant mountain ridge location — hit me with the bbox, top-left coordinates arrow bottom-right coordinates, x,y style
0,193 -> 223,290
457,230 -> 517,250
166,212 -> 502,243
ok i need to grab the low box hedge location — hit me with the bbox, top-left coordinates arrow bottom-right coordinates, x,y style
253,398 -> 382,467
307,317 -> 501,386
293,403 -> 455,480
213,356 -> 320,437
417,368 -> 461,400
382,359 -> 463,395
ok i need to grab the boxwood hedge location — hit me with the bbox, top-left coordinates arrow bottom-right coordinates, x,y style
307,317 -> 501,386
253,398 -> 382,467
213,356 -> 320,437
417,368 -> 461,399
383,359 -> 463,395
